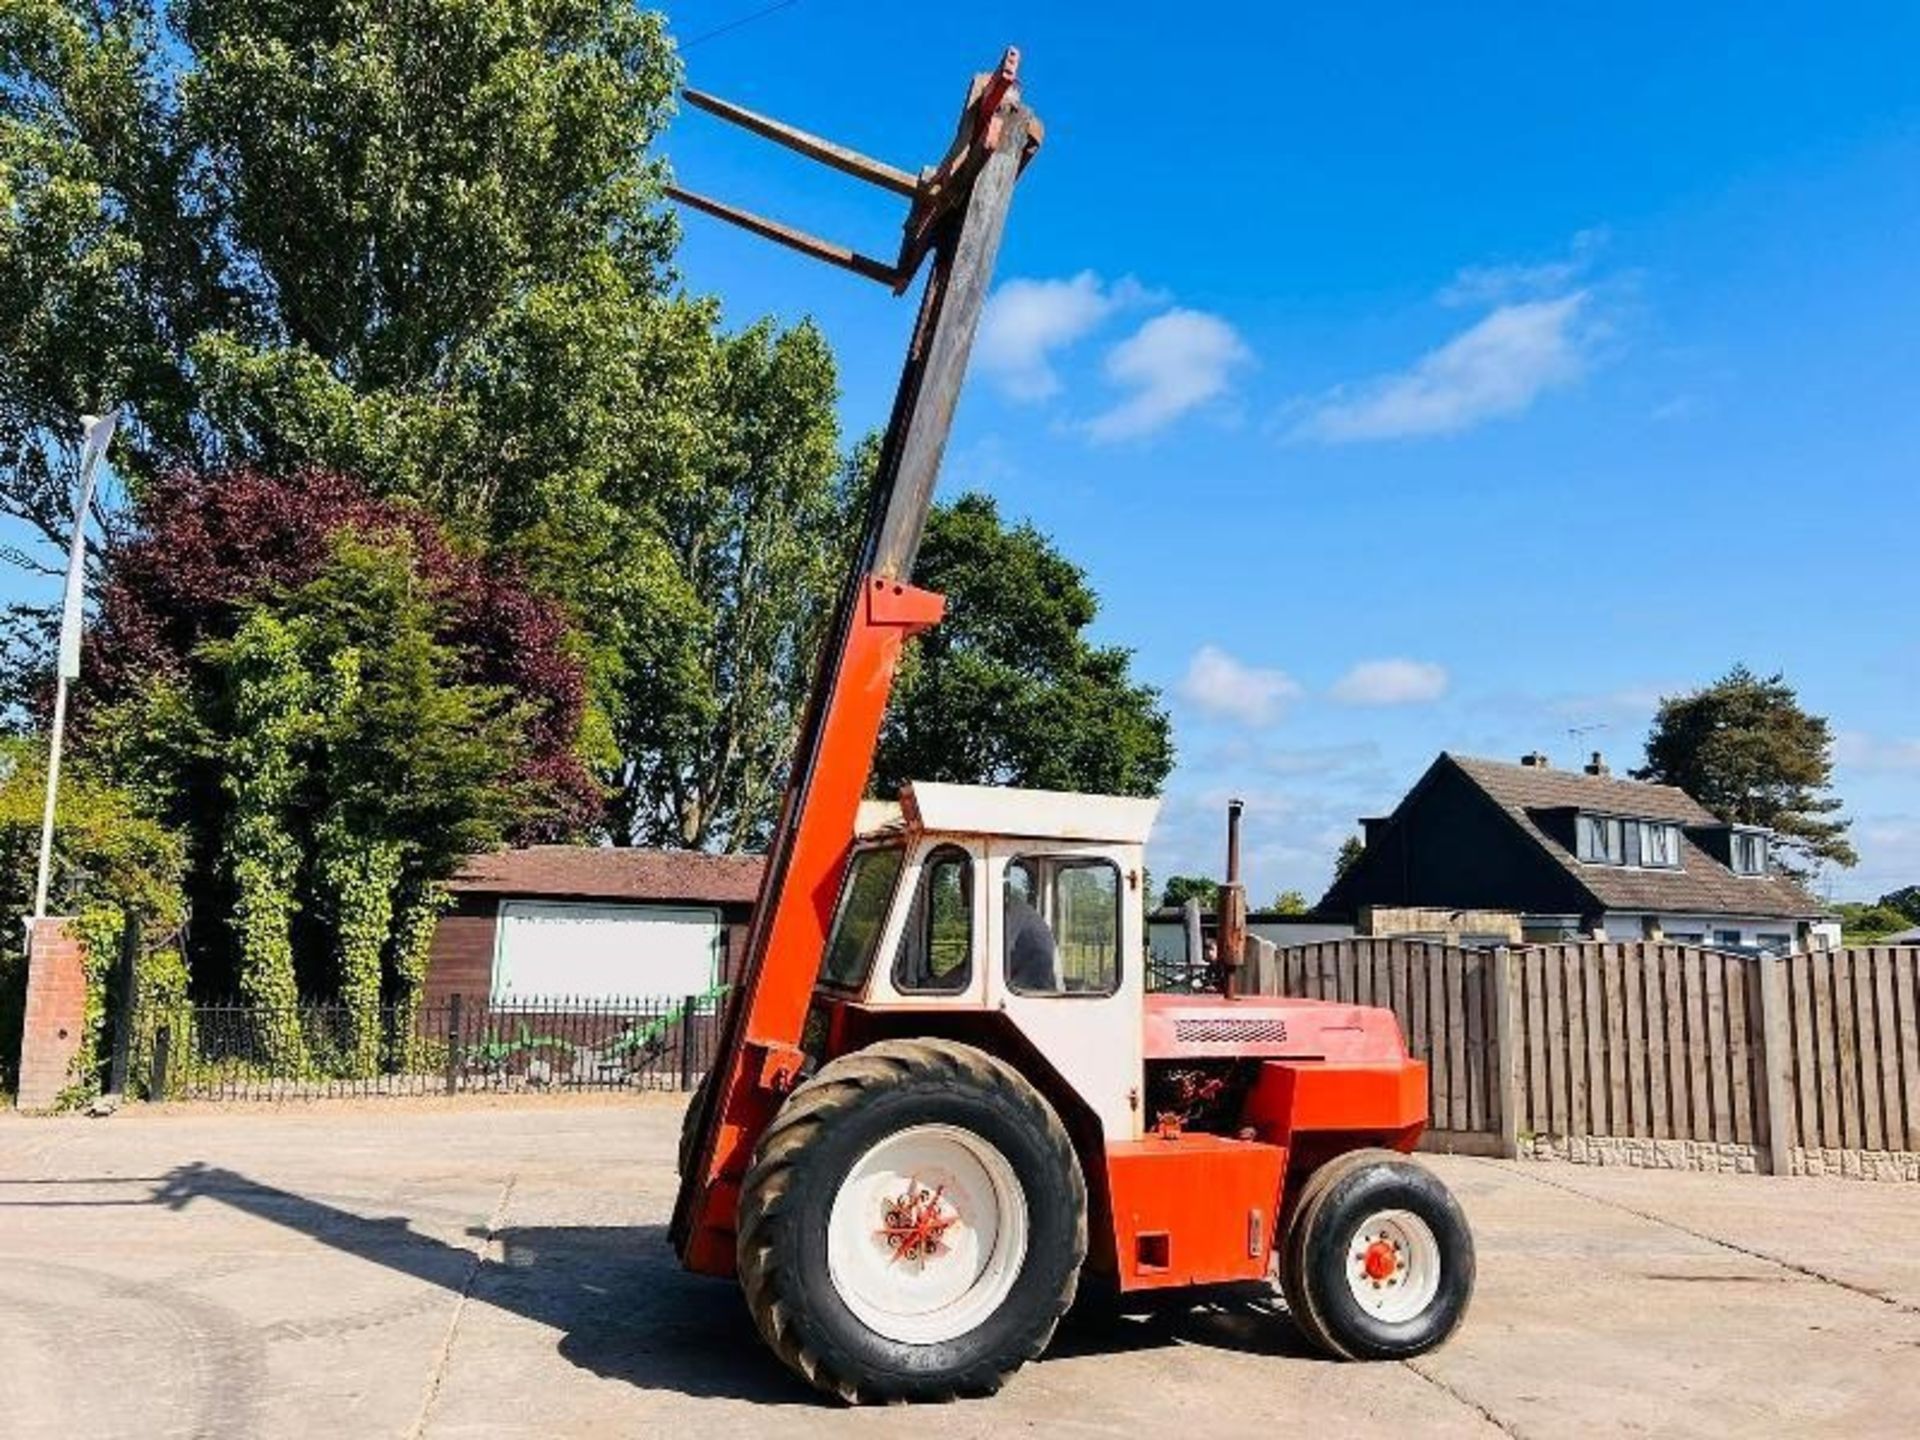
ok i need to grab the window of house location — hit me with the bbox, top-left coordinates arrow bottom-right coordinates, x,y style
1757,932 -> 1792,954
1713,929 -> 1743,948
1640,823 -> 1679,868
1579,814 -> 1680,869
1732,831 -> 1768,875
819,846 -> 904,989
1578,814 -> 1623,864
1005,856 -> 1122,997
891,846 -> 974,994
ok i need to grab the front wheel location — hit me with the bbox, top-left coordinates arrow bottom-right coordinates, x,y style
1281,1149 -> 1475,1360
735,1038 -> 1086,1403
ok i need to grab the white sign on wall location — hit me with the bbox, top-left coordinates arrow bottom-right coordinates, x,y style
492,901 -> 722,1003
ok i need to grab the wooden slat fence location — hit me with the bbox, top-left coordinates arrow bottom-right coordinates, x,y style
1779,947 -> 1920,1155
1255,940 -> 1920,1172
1260,939 -> 1503,1147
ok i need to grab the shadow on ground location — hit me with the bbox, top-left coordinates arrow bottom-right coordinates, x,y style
108,1164 -> 1316,1401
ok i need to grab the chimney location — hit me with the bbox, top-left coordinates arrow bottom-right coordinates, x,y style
1520,751 -> 1550,768
1584,751 -> 1610,777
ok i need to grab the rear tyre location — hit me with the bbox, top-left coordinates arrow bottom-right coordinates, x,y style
1281,1148 -> 1474,1361
677,1071 -> 711,1177
736,1038 -> 1086,1403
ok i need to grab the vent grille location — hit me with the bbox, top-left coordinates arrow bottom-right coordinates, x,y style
1173,1018 -> 1289,1045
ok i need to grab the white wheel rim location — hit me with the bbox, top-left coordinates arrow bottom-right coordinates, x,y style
826,1123 -> 1029,1344
1344,1208 -> 1442,1323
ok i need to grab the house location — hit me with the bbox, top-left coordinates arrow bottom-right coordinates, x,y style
1318,752 -> 1840,952
424,847 -> 765,1007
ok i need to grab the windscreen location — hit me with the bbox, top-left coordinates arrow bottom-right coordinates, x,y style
819,846 -> 905,989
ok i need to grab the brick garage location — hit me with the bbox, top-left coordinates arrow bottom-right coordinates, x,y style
425,848 -> 765,1007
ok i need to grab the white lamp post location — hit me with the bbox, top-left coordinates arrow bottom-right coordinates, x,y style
31,409 -> 119,920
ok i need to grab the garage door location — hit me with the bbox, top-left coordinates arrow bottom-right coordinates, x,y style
492,901 -> 722,1002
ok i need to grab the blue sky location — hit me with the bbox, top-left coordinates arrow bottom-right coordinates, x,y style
663,2 -> 1919,904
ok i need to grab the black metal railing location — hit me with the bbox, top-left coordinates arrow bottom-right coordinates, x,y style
131,988 -> 728,1102
1145,952 -> 1220,994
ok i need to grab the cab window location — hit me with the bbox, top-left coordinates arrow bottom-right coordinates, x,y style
891,846 -> 974,993
819,846 -> 904,989
1004,856 -> 1122,996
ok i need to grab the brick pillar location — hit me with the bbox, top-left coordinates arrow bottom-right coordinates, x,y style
16,918 -> 88,1111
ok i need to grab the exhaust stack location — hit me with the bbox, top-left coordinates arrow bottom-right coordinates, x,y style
1219,797 -> 1247,999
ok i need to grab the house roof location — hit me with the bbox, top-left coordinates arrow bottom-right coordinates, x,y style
448,846 -> 765,906
1447,755 -> 1828,920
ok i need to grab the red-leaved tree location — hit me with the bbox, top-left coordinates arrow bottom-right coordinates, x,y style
85,467 -> 598,837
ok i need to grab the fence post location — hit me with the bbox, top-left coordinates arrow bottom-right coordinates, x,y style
1181,897 -> 1205,976
1756,954 -> 1794,1176
1491,946 -> 1520,1159
445,994 -> 463,1096
106,913 -> 141,1098
149,1023 -> 171,1099
679,995 -> 697,1092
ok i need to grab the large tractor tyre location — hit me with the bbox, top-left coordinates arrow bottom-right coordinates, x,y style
735,1037 -> 1087,1403
677,1071 -> 711,1177
1280,1148 -> 1474,1361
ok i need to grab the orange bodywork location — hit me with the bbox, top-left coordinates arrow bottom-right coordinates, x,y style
1105,1133 -> 1286,1289
1244,1059 -> 1429,1144
1102,1056 -> 1427,1292
673,576 -> 945,1276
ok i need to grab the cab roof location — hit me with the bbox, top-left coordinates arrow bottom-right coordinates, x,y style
856,782 -> 1159,845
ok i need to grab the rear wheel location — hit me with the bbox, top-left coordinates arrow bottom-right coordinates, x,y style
677,1071 -> 711,1177
1281,1148 -> 1474,1361
736,1038 -> 1086,1403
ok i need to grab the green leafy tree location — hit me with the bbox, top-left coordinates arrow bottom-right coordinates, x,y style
1269,889 -> 1309,915
1,0 -> 675,543
1159,876 -> 1219,911
1333,834 -> 1365,882
875,493 -> 1173,799
1878,885 -> 1920,925
605,320 -> 859,850
3,4 -> 862,855
0,739 -> 187,1095
114,531 -> 533,1064
205,610 -> 315,1067
1833,887 -> 1920,941
1634,666 -> 1855,876
1833,899 -> 1910,942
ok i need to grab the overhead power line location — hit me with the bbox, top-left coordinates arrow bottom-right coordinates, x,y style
682,0 -> 802,51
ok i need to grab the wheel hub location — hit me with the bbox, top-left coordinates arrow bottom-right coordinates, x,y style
881,1180 -> 956,1263
1344,1208 -> 1440,1323
1361,1238 -> 1400,1282
827,1123 -> 1030,1345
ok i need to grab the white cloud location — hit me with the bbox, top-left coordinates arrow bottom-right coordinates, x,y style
1176,645 -> 1301,727
1544,684 -> 1673,720
1834,731 -> 1920,773
977,272 -> 1154,401
1330,659 -> 1450,706
1292,293 -> 1594,443
1085,309 -> 1252,442
1438,227 -> 1607,307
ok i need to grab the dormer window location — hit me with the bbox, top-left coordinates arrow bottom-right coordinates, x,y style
1577,813 -> 1682,869
1731,830 -> 1768,876
1640,821 -> 1678,867
1578,814 -> 1623,864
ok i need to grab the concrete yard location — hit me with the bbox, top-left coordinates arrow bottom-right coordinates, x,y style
2,1096 -> 1916,1439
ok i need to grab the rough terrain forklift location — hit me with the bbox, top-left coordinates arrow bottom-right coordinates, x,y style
667,50 -> 1474,1402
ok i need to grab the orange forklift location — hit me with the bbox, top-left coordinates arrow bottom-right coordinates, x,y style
667,50 -> 1474,1402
